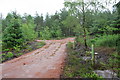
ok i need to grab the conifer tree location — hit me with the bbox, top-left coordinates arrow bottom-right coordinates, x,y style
3,12 -> 24,48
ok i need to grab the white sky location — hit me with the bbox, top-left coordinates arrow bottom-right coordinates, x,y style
0,0 -> 119,18
0,0 -> 64,18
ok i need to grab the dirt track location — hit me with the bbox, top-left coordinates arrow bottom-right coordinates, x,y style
1,38 -> 74,78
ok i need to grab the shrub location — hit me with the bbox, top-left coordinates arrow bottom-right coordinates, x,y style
37,41 -> 46,48
89,34 -> 120,52
67,42 -> 74,50
81,73 -> 103,79
6,52 -> 14,58
40,26 -> 52,39
95,35 -> 119,47
3,49 -> 10,52
13,45 -> 22,52
16,53 -> 23,57
21,21 -> 37,41
0,58 -> 5,63
75,36 -> 84,44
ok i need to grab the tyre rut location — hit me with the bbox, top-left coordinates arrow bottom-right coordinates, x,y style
1,37 -> 75,78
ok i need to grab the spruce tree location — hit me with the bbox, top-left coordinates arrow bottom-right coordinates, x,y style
3,12 -> 24,49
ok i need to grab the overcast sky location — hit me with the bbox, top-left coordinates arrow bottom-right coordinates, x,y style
0,0 -> 64,18
0,0 -> 119,18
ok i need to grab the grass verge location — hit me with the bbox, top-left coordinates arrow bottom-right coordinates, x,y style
1,41 -> 46,63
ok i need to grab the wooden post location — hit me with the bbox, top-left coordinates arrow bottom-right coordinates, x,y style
91,44 -> 95,66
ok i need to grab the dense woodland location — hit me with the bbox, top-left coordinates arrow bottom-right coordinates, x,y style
0,0 -> 120,78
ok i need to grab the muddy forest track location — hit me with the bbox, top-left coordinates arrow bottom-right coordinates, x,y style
0,38 -> 75,78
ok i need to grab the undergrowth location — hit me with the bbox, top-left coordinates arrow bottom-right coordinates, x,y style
1,41 -> 46,63
88,34 -> 120,52
62,42 -> 103,79
63,35 -> 120,78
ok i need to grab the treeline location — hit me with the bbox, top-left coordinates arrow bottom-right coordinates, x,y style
1,1 -> 120,51
1,9 -> 73,50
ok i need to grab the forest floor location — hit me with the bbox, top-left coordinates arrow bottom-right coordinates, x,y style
1,37 -> 75,78
62,42 -> 119,78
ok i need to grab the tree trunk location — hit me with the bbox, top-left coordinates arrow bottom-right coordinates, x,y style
82,0 -> 88,49
83,28 -> 87,49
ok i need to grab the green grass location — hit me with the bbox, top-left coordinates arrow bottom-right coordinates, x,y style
88,34 -> 120,52
37,41 -> 46,48
95,35 -> 119,47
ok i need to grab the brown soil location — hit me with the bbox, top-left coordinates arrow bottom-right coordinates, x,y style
0,38 -> 75,78
95,47 -> 116,54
